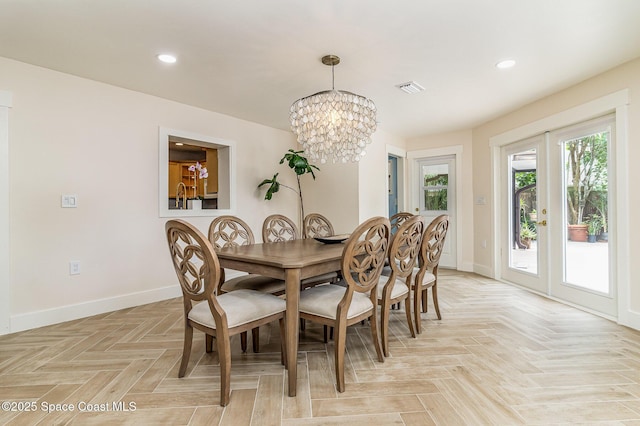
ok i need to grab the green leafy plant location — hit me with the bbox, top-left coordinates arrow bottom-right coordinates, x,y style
258,149 -> 320,224
587,214 -> 602,236
520,225 -> 537,240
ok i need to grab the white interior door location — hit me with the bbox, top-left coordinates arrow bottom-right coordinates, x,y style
416,155 -> 456,268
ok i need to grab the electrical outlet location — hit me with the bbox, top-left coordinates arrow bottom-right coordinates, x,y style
69,261 -> 81,275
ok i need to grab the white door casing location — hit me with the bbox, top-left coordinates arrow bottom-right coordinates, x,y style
408,146 -> 463,270
0,91 -> 12,335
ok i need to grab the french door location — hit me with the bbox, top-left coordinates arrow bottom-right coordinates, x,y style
501,115 -> 616,317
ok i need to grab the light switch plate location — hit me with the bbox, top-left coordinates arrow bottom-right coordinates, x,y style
69,261 -> 80,275
61,194 -> 78,208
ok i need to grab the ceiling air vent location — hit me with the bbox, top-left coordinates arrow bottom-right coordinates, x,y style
396,81 -> 425,94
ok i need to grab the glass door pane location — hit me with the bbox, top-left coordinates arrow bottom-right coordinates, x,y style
509,149 -> 538,274
562,132 -> 609,293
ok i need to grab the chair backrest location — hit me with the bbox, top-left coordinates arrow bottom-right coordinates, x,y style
341,216 -> 390,298
303,213 -> 335,239
385,215 -> 424,283
208,215 -> 255,249
166,219 -> 224,321
262,214 -> 299,242
390,212 -> 414,235
419,215 -> 450,274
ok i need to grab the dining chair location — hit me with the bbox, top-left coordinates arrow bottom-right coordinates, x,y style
303,213 -> 335,239
389,212 -> 414,235
377,214 -> 424,356
208,215 -> 286,352
298,216 -> 389,392
413,214 -> 449,334
165,219 -> 286,406
208,215 -> 286,295
262,214 -> 299,242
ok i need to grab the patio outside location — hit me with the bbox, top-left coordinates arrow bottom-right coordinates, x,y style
511,239 -> 609,293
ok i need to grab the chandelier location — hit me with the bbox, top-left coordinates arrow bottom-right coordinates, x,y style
289,55 -> 377,164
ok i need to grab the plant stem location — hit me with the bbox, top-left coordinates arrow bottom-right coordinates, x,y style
296,175 -> 304,231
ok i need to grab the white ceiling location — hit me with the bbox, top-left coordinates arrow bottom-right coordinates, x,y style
2,0 -> 640,139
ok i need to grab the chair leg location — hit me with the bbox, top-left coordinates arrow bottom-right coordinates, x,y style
240,331 -> 248,353
422,288 -> 429,313
179,324 -> 193,378
279,318 -> 287,367
403,296 -> 415,338
413,285 -> 422,335
334,322 -> 347,392
252,327 -> 260,353
323,325 -> 335,343
205,334 -> 214,353
369,310 -> 384,363
432,283 -> 442,320
218,330 -> 232,407
380,299 -> 391,357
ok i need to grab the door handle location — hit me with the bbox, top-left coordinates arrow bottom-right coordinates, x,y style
537,220 -> 547,226
415,208 -> 419,212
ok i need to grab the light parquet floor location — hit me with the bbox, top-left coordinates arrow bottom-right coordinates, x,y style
1,271 -> 640,425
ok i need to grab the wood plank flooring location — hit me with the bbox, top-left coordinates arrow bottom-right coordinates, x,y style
1,271 -> 640,425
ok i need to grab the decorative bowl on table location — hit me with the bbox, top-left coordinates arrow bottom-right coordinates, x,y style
314,234 -> 350,244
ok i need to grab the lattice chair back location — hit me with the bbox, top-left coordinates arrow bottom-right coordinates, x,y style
341,216 -> 390,297
420,214 -> 450,272
386,215 -> 424,283
166,219 -> 223,321
262,214 -> 299,242
389,212 -> 414,236
208,215 -> 255,249
303,213 -> 335,239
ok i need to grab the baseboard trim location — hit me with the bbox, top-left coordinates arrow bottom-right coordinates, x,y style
473,263 -> 494,278
10,284 -> 182,334
619,308 -> 640,331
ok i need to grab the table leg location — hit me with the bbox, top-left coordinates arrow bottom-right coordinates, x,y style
284,268 -> 300,397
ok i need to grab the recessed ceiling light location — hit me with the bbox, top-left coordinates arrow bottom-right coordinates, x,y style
496,59 -> 516,69
175,142 -> 183,146
157,54 -> 177,64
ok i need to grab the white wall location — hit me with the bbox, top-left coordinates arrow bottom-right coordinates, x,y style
1,57 -> 302,332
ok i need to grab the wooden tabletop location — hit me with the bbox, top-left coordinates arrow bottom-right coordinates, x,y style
216,238 -> 345,269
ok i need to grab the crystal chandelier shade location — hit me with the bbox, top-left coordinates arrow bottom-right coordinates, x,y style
289,55 -> 377,164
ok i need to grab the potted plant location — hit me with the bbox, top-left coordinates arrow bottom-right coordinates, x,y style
258,149 -> 319,228
586,214 -> 602,243
519,225 -> 537,249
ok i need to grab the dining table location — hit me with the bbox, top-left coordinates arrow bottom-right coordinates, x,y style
216,237 -> 346,397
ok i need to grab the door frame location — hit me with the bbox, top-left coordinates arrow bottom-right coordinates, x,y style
490,89 -> 632,326
386,144 -> 406,217
408,145 -> 463,271
0,91 -> 12,335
